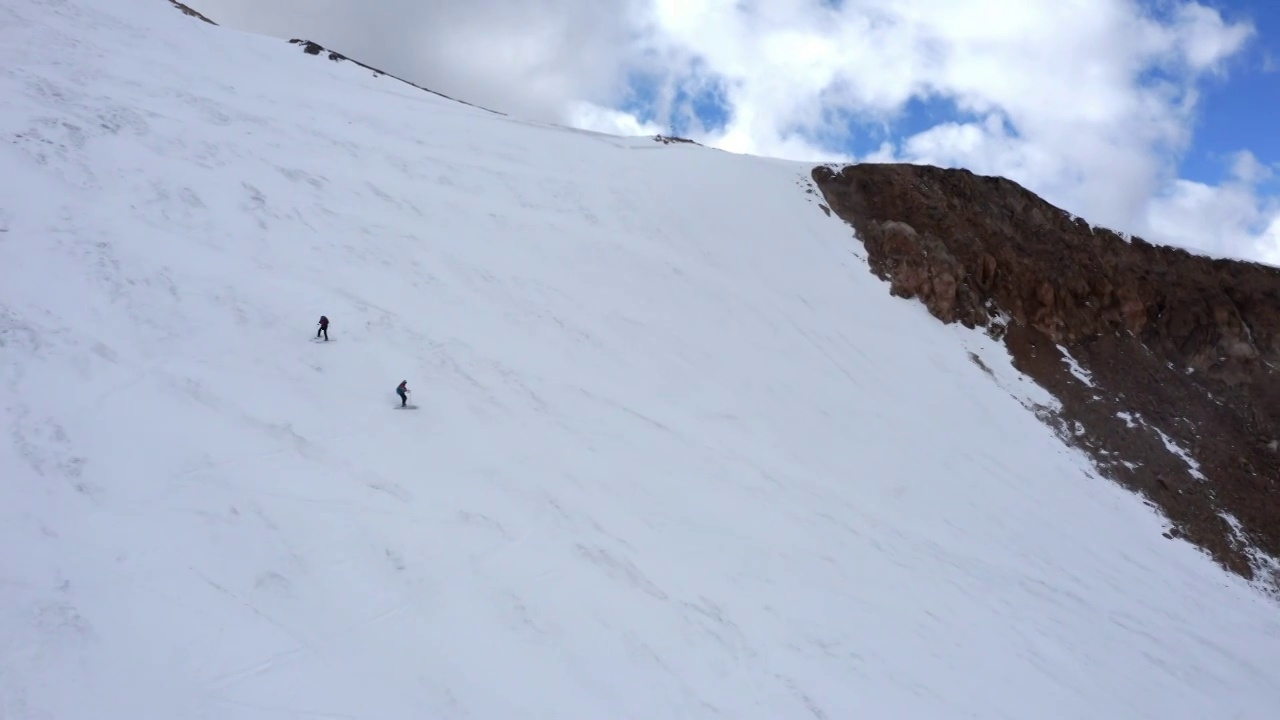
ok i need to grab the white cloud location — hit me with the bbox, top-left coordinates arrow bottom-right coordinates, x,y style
566,102 -> 664,137
1230,149 -> 1272,185
190,0 -> 1274,263
1170,3 -> 1255,72
1145,151 -> 1280,265
1257,217 -> 1280,266
193,0 -> 642,122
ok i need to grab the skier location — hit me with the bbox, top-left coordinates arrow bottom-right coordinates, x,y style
316,315 -> 329,341
396,380 -> 410,408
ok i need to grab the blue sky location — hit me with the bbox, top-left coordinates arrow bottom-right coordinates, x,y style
1186,0 -> 1278,187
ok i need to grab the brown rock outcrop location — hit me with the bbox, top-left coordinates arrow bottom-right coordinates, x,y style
813,162 -> 1280,589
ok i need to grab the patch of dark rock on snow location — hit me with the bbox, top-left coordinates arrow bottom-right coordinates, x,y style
167,1 -> 217,25
813,162 -> 1280,592
653,135 -> 701,146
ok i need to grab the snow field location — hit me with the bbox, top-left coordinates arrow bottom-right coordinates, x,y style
2,0 -> 1279,717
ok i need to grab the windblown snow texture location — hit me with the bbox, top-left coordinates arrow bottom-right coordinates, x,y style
1,0 -> 1278,718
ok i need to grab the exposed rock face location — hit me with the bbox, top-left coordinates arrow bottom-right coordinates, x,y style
169,1 -> 217,25
813,162 -> 1280,588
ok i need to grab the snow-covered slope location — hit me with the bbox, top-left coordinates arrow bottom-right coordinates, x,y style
2,1 -> 1279,718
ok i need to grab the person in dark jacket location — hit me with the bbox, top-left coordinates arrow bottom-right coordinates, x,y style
316,315 -> 329,341
396,380 -> 409,407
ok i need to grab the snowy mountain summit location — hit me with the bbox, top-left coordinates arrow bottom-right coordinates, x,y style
2,1 -> 1279,718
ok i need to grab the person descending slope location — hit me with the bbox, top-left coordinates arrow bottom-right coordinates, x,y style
396,380 -> 410,408
316,315 -> 329,341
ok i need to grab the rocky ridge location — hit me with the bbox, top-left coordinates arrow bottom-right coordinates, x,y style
813,162 -> 1280,591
